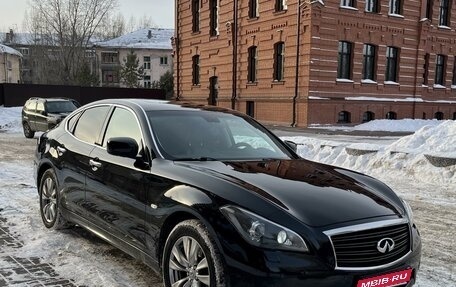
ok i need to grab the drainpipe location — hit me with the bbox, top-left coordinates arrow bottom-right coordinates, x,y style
175,0 -> 181,100
292,0 -> 302,127
231,0 -> 238,110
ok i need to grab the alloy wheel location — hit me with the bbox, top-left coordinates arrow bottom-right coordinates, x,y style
168,236 -> 211,287
41,177 -> 57,223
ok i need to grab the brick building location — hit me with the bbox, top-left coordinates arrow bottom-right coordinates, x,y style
174,0 -> 456,126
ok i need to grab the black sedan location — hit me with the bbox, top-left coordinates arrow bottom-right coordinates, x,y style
34,99 -> 421,287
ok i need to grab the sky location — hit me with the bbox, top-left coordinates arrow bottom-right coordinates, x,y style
0,0 -> 174,32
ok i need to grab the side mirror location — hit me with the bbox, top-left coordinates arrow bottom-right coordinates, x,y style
107,137 -> 139,159
284,140 -> 298,153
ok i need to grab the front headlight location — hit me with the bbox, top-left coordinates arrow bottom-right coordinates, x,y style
220,205 -> 309,252
401,198 -> 414,225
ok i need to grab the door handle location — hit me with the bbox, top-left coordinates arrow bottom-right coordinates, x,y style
89,159 -> 102,170
56,146 -> 66,156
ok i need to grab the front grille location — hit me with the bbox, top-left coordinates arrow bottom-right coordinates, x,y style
330,223 -> 410,268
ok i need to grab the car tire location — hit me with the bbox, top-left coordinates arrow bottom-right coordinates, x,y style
162,219 -> 226,287
39,169 -> 71,230
23,122 -> 35,139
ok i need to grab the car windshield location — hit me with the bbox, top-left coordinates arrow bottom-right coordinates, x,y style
147,110 -> 293,161
45,101 -> 77,113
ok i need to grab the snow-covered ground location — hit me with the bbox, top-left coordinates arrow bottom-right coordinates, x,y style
0,107 -> 455,286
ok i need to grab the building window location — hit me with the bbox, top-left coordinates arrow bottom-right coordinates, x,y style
246,101 -> 255,117
210,0 -> 219,36
452,56 -> 456,86
144,75 -> 151,88
422,112 -> 427,119
338,111 -> 351,123
102,70 -> 119,83
386,111 -> 397,120
249,0 -> 259,18
435,54 -> 446,86
19,48 -> 29,56
275,0 -> 287,12
341,0 -> 356,8
385,46 -> 399,82
192,55 -> 200,85
439,0 -> 451,26
337,41 -> 353,80
434,112 -> 444,120
144,56 -> 151,70
366,0 -> 379,13
160,56 -> 168,65
273,42 -> 285,81
426,0 -> 433,20
362,44 -> 376,81
363,111 -> 375,122
423,53 -> 430,85
248,46 -> 258,83
101,52 -> 118,64
453,112 -> 456,120
192,0 -> 200,32
389,0 -> 402,15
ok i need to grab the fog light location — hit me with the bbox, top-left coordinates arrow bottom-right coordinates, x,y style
249,221 -> 265,242
277,230 -> 287,244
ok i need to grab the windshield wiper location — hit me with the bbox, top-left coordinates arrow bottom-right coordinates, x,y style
174,157 -> 218,162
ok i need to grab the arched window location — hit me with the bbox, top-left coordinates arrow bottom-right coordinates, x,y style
386,111 -> 397,120
363,111 -> 375,122
435,111 -> 444,120
338,111 -> 351,123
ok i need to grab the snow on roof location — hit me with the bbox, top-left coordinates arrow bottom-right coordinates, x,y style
0,32 -> 36,46
0,44 -> 22,57
94,28 -> 174,50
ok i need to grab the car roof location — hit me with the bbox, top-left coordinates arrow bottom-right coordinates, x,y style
28,97 -> 76,103
87,99 -> 245,115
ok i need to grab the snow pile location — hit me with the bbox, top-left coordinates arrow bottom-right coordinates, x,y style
0,107 -> 22,133
388,121 -> 456,157
311,119 -> 445,132
283,121 -> 456,185
354,119 -> 445,132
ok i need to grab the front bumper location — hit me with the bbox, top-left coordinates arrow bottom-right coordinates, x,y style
221,225 -> 421,287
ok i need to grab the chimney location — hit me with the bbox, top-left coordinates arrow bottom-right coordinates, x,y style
5,29 -> 14,43
147,30 -> 152,39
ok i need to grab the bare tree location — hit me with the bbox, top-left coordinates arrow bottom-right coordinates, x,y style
28,0 -> 118,85
97,12 -> 126,40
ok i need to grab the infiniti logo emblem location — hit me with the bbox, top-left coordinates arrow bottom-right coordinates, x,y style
377,238 -> 395,254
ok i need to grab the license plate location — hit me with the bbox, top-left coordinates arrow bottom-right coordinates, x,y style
356,269 -> 413,287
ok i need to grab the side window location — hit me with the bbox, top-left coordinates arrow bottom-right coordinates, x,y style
103,107 -> 142,148
25,101 -> 36,111
73,106 -> 110,144
37,102 -> 45,113
67,112 -> 82,132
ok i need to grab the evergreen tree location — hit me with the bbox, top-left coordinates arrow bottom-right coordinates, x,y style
77,62 -> 99,87
152,70 -> 174,98
120,50 -> 144,88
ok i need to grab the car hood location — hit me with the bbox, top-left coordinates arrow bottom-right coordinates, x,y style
174,159 -> 405,227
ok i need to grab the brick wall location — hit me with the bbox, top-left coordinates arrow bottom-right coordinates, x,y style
175,0 -> 456,126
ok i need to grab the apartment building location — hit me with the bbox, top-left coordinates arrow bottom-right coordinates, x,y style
174,0 -> 456,126
94,28 -> 174,88
0,44 -> 22,83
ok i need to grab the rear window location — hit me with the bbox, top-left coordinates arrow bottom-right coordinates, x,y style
46,101 -> 77,113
